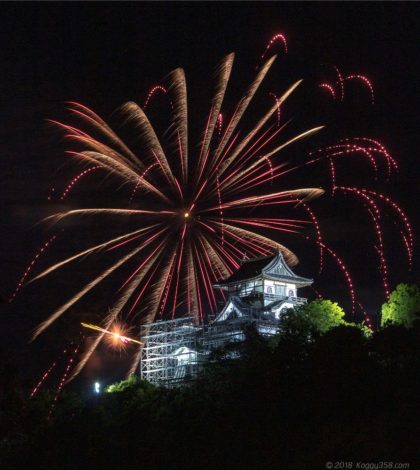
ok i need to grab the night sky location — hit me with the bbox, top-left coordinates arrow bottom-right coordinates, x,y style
0,3 -> 418,385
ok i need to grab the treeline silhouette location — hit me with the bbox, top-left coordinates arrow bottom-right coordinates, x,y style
1,299 -> 419,469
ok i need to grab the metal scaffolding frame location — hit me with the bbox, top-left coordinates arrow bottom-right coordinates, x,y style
140,315 -> 280,387
140,317 -> 201,386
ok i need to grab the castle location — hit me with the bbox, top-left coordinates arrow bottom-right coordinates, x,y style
140,251 -> 312,386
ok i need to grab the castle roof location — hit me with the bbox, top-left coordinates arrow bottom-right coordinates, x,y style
222,254 -> 276,283
214,251 -> 312,287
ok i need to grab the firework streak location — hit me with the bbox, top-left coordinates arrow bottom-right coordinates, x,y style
81,322 -> 143,345
319,65 -> 375,104
48,341 -> 82,417
9,234 -> 59,302
30,360 -> 57,398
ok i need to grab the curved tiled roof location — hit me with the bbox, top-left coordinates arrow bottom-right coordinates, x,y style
220,254 -> 276,283
215,251 -> 312,286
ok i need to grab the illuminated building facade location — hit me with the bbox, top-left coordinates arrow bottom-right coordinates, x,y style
140,251 -> 312,386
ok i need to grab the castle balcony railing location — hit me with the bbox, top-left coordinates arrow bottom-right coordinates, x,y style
238,291 -> 307,304
264,294 -> 307,305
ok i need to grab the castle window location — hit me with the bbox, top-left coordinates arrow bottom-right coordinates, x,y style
267,286 -> 272,294
275,284 -> 286,296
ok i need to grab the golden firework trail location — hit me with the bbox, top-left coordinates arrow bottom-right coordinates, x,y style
80,323 -> 143,346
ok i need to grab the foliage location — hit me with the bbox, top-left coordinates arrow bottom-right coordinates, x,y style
105,374 -> 139,393
279,299 -> 347,337
356,322 -> 373,338
381,283 -> 420,327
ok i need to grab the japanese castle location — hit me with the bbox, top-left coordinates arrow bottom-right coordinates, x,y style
140,250 -> 312,386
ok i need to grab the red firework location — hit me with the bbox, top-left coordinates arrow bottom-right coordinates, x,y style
262,33 -> 288,59
319,65 -> 375,104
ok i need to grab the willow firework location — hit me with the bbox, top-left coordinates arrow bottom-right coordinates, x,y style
19,35 -> 413,379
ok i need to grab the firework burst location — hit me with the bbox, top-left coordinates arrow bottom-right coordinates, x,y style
18,36 -> 412,379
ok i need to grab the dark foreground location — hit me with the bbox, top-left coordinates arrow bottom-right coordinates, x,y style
1,320 -> 419,470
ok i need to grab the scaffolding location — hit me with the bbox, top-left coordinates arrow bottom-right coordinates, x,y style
140,315 -> 280,387
140,251 -> 311,387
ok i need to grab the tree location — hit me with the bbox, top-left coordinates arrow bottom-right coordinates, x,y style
105,374 -> 139,393
280,299 -> 347,336
381,283 -> 420,328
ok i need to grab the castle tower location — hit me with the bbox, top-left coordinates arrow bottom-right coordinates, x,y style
213,250 -> 312,322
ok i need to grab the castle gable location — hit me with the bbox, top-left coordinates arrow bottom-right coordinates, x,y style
263,253 -> 291,277
214,296 -> 251,322
263,251 -> 299,278
262,251 -> 312,286
214,251 -> 313,288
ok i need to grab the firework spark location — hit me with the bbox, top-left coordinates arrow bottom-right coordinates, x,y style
60,166 -> 101,200
320,66 -> 375,104
268,92 -> 281,127
261,33 -> 288,59
81,322 -> 143,346
48,342 -> 81,417
144,85 -> 170,109
30,360 -> 57,398
10,233 -> 59,302
319,83 -> 336,100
